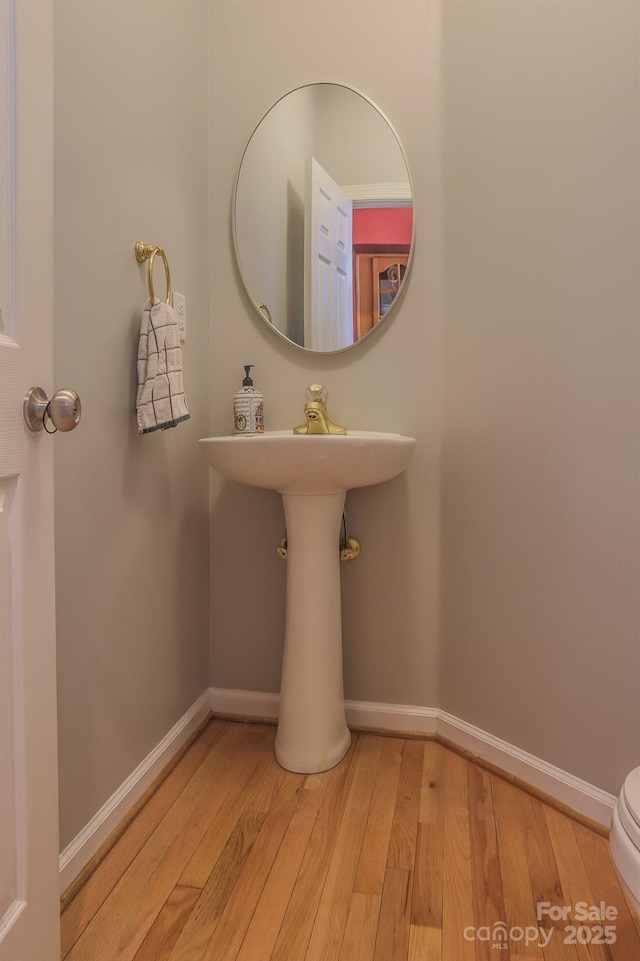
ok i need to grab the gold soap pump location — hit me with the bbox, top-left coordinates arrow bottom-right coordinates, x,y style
293,384 -> 347,435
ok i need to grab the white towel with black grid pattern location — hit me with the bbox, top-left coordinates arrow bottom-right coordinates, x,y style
136,298 -> 190,433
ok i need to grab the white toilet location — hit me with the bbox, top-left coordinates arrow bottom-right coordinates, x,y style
610,766 -> 640,918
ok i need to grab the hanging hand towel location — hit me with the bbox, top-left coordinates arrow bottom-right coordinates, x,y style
136,298 -> 190,433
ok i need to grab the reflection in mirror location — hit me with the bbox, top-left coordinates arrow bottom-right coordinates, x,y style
233,84 -> 413,354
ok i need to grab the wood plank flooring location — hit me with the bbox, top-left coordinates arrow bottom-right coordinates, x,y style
61,719 -> 640,961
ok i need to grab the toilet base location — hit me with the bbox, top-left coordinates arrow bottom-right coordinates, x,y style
610,805 -> 640,920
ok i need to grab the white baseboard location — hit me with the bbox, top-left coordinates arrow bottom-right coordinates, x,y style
210,687 -> 615,827
345,698 -> 438,735
210,686 -> 280,721
61,686 -> 616,893
209,688 -> 438,736
436,710 -> 616,827
59,689 -> 212,893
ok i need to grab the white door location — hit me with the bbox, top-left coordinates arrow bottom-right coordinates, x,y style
304,157 -> 353,351
0,1 -> 60,959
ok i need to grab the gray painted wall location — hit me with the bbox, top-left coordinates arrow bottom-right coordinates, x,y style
440,0 -> 640,794
54,0 -> 210,850
209,0 -> 639,797
207,0 -> 443,709
53,0 -> 638,855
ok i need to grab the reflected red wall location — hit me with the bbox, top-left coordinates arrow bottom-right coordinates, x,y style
353,207 -> 413,245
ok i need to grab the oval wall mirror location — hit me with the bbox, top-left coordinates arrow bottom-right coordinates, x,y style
233,83 -> 414,353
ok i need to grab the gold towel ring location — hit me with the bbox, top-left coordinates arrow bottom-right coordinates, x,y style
134,241 -> 172,304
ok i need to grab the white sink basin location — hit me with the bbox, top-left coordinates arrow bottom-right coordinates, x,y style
200,428 -> 415,774
199,429 -> 415,494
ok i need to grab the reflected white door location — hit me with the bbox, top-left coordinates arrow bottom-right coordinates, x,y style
0,1 -> 60,959
304,157 -> 353,351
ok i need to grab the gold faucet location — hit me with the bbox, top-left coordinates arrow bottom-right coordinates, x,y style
293,384 -> 347,435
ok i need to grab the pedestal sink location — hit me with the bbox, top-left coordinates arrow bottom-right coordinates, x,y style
200,430 -> 415,773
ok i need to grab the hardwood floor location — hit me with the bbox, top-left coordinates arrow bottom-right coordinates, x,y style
61,719 -> 640,961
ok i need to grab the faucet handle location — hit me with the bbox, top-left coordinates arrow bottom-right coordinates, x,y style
306,384 -> 328,405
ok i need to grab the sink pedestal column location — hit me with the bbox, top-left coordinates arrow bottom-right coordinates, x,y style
275,490 -> 351,773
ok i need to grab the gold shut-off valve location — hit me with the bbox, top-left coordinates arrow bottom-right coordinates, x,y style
278,512 -> 360,562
